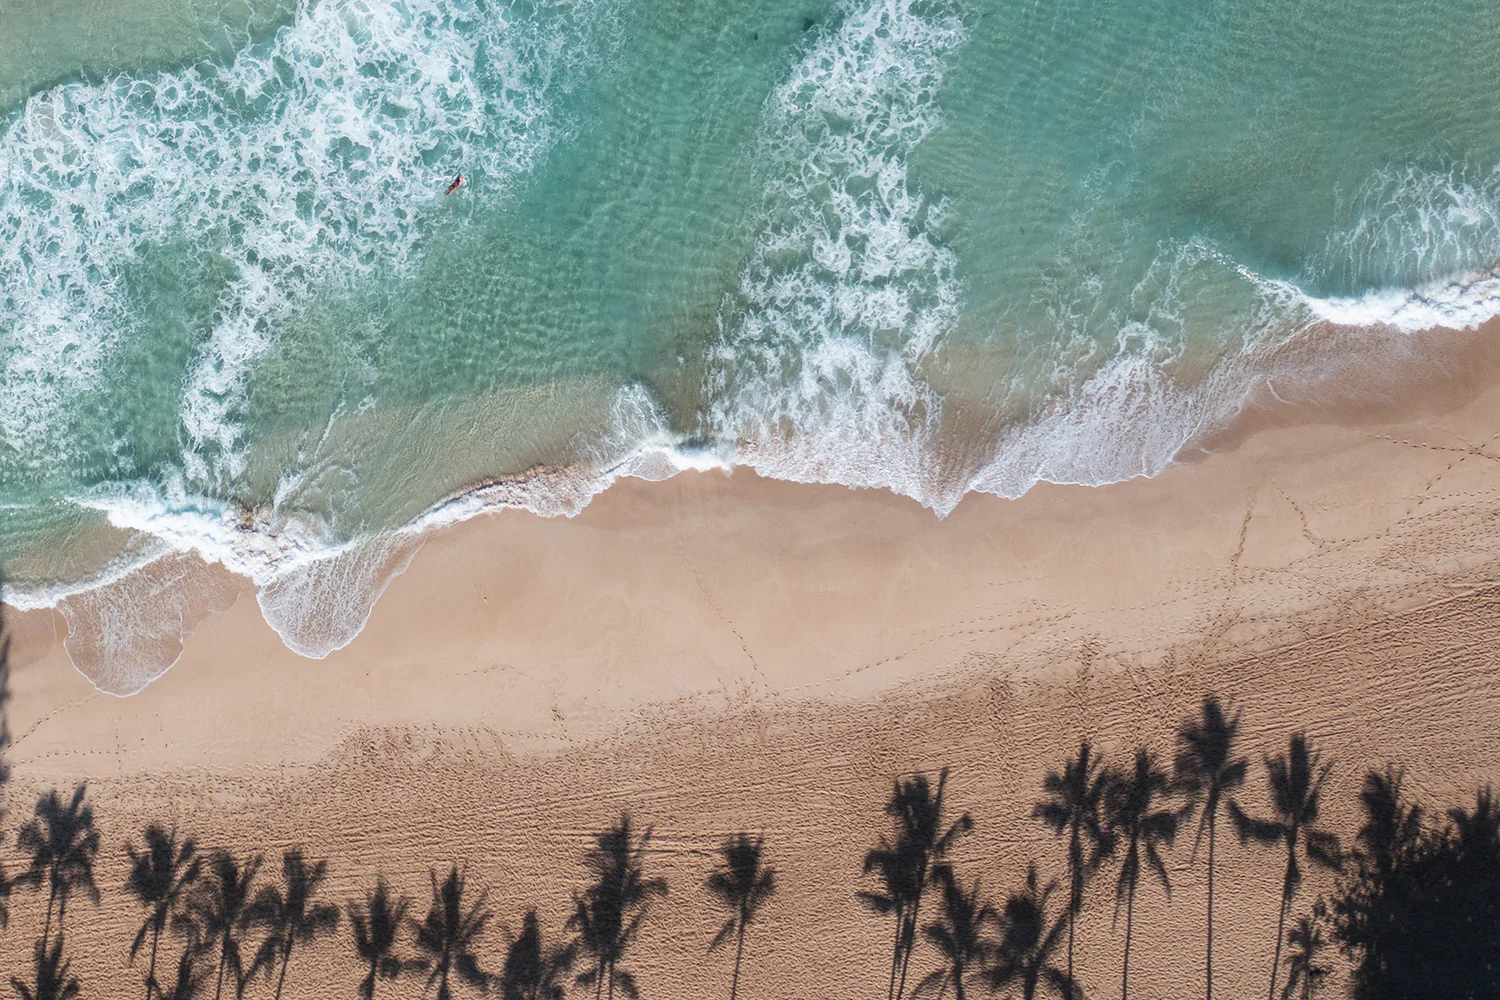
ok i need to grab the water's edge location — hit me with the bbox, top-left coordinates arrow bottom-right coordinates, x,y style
9,265 -> 1500,697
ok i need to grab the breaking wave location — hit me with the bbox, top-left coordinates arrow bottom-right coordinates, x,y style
704,0 -> 967,506
1,0 -> 1499,693
0,0 -> 585,482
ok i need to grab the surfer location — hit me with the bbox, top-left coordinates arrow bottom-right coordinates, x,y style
444,174 -> 464,196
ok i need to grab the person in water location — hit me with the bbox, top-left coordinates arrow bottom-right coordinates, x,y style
444,174 -> 464,196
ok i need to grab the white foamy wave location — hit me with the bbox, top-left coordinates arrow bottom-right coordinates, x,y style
26,380 -> 676,677
1295,267 -> 1500,334
56,474 -> 427,663
9,0 -> 1500,688
1233,250 -> 1500,334
58,550 -> 243,695
960,237 -> 1273,498
969,344 -> 1239,498
986,159 -> 1500,501
706,0 -> 968,511
255,533 -> 421,658
253,381 -> 685,655
1285,160 -> 1500,333
1313,162 -> 1500,292
967,243 -> 1500,499
0,0 -> 571,483
76,474 -> 360,582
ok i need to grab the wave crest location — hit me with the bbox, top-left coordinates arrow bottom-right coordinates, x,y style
704,0 -> 968,511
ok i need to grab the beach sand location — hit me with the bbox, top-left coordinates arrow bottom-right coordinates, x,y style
4,322 -> 1500,997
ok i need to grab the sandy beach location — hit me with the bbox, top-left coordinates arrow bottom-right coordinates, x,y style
5,323 -> 1500,998
3,0 -> 1500,991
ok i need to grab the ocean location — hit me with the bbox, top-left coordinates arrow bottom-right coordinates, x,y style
2,0 -> 1499,688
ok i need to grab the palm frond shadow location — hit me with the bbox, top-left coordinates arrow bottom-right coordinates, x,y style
911,865 -> 996,1000
9,934 -> 82,1000
1104,748 -> 1177,1000
1332,777 -> 1500,998
706,832 -> 776,1000
16,784 -> 101,955
861,769 -> 972,1000
567,814 -> 668,1000
349,876 -> 412,1000
1031,743 -> 1112,992
409,865 -> 492,1000
1231,733 -> 1340,1000
124,824 -> 200,1000
178,849 -> 263,1000
1174,696 -> 1248,1000
501,908 -> 574,1000
986,864 -> 1078,1000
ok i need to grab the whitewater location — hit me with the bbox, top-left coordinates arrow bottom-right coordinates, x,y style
2,0 -> 1499,692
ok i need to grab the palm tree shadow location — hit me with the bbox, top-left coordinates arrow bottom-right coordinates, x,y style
706,832 -> 776,1000
16,784 -> 101,957
500,908 -> 574,1000
567,813 -> 668,1000
1174,695 -> 1249,1000
348,876 -> 412,1000
860,769 -> 973,1000
986,863 -> 1077,1000
1105,748 -> 1179,1000
1281,906 -> 1332,1000
124,824 -> 201,1000
1031,743 -> 1113,992
409,865 -> 491,1000
250,849 -> 341,1000
9,933 -> 82,1000
1229,732 -> 1340,1000
178,849 -> 263,1000
913,865 -> 997,1000
1331,777 -> 1500,997
159,942 -> 211,1000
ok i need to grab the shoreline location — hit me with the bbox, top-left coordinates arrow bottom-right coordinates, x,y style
9,312 -> 1500,697
7,313 -> 1500,754
2,320 -> 1500,996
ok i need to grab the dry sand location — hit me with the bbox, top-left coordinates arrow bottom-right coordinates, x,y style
4,324 -> 1500,998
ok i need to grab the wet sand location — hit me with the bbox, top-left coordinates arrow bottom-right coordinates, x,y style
4,323 -> 1500,997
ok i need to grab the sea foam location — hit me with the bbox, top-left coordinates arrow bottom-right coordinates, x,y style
1298,268 -> 1500,334
1,0 -> 576,486
706,0 -> 969,511
0,0 -> 600,686
4,0 -> 1500,694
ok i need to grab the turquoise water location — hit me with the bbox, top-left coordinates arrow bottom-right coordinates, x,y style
3,0 -> 1499,674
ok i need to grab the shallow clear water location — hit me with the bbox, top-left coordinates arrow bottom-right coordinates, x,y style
2,0 -> 1499,670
